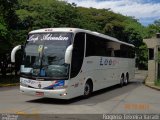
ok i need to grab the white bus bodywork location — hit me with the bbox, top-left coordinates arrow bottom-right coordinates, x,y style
12,28 -> 135,99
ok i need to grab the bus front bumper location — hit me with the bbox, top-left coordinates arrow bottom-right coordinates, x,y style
20,86 -> 70,99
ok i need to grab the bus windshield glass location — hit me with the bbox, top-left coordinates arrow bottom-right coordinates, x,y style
21,32 -> 73,79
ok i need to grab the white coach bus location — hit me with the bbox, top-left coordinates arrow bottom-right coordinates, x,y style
11,28 -> 135,99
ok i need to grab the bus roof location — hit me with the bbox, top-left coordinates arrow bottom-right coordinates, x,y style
29,28 -> 135,47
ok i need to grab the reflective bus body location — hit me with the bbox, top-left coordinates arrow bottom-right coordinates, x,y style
11,28 -> 135,99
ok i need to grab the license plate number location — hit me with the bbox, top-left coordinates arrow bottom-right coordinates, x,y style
35,92 -> 44,96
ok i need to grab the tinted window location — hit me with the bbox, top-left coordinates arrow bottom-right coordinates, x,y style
86,34 -> 111,57
71,33 -> 85,78
85,33 -> 135,58
120,45 -> 135,58
120,45 -> 128,58
128,47 -> 135,58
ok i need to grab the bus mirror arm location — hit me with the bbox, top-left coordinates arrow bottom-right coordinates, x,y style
11,45 -> 22,63
65,45 -> 73,64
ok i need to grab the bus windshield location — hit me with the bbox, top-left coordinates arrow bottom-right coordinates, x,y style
21,32 -> 73,79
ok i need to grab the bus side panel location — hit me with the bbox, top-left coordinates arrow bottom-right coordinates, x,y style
67,57 -> 135,98
68,73 -> 88,98
82,56 -> 104,91
82,56 -> 135,92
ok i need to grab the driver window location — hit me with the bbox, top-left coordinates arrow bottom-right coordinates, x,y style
71,32 -> 85,78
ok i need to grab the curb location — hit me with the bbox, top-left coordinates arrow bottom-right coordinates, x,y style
0,83 -> 19,87
145,84 -> 160,91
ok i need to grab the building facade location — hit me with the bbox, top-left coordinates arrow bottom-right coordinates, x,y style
143,33 -> 160,85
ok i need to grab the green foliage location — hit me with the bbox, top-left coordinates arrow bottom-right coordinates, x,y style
0,16 -> 11,54
17,0 -> 79,30
0,0 -> 18,55
136,43 -> 148,70
1,0 -> 160,69
155,79 -> 160,87
0,16 -> 8,38
155,50 -> 160,64
145,19 -> 160,38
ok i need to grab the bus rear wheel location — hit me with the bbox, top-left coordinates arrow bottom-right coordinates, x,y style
120,75 -> 124,87
83,81 -> 92,98
124,73 -> 129,85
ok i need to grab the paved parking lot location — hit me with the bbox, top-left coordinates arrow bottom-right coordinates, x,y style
0,70 -> 160,119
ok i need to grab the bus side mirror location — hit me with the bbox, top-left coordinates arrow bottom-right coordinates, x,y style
65,45 -> 73,64
11,45 -> 22,63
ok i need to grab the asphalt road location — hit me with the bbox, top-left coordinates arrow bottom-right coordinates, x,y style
0,71 -> 160,120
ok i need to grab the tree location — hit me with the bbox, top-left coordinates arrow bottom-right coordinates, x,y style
0,0 -> 152,73
146,19 -> 160,38
136,43 -> 148,70
0,0 -> 18,76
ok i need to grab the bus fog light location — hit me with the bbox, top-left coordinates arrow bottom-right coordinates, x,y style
63,93 -> 67,96
60,93 -> 67,96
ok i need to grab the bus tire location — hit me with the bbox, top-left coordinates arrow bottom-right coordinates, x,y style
83,80 -> 93,98
120,74 -> 124,87
125,73 -> 129,85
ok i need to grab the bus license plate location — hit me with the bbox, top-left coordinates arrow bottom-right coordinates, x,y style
36,92 -> 44,96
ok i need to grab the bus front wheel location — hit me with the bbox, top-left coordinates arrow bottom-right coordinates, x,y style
83,81 -> 93,98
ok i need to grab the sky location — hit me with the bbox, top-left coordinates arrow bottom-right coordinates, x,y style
65,0 -> 160,26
